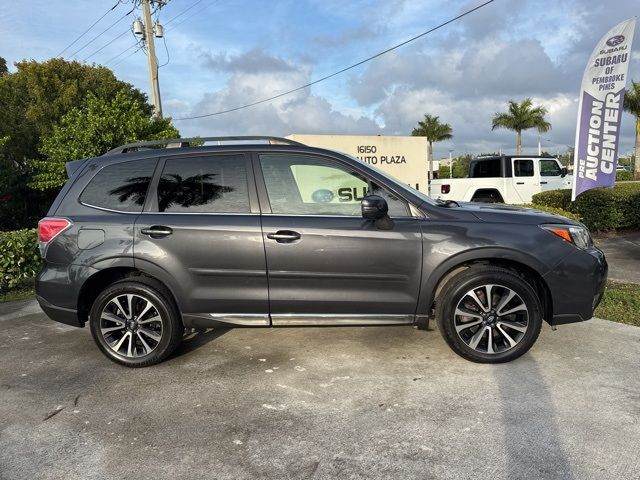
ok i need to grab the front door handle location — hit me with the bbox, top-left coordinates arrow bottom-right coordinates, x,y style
540,181 -> 548,185
516,182 -> 525,185
267,230 -> 301,243
141,226 -> 173,238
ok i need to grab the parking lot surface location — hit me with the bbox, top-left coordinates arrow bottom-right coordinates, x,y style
1,301 -> 639,480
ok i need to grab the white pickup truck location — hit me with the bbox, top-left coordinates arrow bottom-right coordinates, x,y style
431,155 -> 572,204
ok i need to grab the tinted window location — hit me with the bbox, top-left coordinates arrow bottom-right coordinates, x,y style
470,159 -> 501,177
157,155 -> 250,213
80,159 -> 157,212
514,160 -> 534,177
540,159 -> 562,177
260,154 -> 409,217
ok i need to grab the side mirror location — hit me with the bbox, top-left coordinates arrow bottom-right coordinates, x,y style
560,167 -> 568,178
361,195 -> 388,220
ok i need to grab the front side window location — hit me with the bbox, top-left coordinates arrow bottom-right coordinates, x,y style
540,159 -> 562,177
157,155 -> 250,213
514,159 -> 534,177
260,154 -> 409,217
80,158 -> 157,212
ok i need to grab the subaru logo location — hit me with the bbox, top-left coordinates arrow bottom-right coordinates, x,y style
606,35 -> 625,47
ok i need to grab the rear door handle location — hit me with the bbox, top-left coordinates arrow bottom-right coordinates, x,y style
540,181 -> 548,185
516,182 -> 525,185
267,230 -> 301,243
141,226 -> 173,238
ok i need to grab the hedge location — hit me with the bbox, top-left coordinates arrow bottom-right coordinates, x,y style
531,183 -> 640,231
616,170 -> 634,182
0,229 -> 40,292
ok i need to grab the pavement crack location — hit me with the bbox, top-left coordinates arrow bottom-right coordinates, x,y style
43,406 -> 64,422
74,395 -> 80,407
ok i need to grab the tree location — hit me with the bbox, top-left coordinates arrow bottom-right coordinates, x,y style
29,90 -> 179,190
411,115 -> 453,193
0,57 -> 7,76
0,58 -> 151,165
623,80 -> 640,179
491,99 -> 551,154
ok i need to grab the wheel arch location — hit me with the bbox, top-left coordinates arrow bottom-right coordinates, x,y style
419,248 -> 554,324
470,188 -> 504,203
77,265 -> 182,326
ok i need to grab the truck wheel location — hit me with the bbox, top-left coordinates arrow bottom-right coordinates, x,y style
436,266 -> 542,363
89,280 -> 183,367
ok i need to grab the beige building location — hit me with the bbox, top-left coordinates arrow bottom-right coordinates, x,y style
287,134 -> 434,194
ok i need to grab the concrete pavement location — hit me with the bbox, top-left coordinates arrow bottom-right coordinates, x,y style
594,231 -> 640,284
1,301 -> 639,479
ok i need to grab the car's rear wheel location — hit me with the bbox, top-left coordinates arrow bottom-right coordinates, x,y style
436,266 -> 543,363
89,280 -> 183,367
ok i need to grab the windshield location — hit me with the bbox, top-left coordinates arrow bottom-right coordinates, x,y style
341,153 -> 437,205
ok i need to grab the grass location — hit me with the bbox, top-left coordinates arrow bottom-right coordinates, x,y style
595,281 -> 640,327
0,284 -> 35,303
0,280 -> 638,328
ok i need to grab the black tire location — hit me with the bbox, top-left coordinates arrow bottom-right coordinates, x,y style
436,266 -> 542,363
89,279 -> 183,367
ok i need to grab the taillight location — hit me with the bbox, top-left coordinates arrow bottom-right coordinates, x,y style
38,217 -> 72,256
441,184 -> 451,194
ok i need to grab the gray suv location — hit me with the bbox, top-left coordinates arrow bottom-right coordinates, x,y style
35,137 -> 607,367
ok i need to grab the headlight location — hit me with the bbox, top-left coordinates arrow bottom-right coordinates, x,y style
541,224 -> 592,249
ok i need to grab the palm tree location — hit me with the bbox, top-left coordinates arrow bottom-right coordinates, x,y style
411,115 -> 453,193
491,99 -> 551,154
623,81 -> 640,179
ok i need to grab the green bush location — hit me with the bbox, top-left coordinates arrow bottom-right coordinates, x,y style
616,170 -> 634,182
517,204 -> 582,222
0,229 -> 40,292
531,189 -> 571,210
531,183 -> 640,231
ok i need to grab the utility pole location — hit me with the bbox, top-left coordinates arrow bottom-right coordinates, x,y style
140,0 -> 162,118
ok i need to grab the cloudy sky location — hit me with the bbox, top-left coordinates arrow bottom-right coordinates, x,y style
2,0 -> 639,159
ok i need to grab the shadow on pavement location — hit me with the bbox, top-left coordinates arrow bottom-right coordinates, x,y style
170,327 -> 231,358
494,359 -> 575,479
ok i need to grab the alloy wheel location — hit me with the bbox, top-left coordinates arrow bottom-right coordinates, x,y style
100,293 -> 164,358
454,284 -> 529,354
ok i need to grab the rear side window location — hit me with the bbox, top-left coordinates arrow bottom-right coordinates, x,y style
514,160 -> 534,177
470,159 -> 501,177
157,154 -> 250,213
80,159 -> 157,212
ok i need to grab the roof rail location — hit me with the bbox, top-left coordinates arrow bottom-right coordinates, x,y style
104,136 -> 304,155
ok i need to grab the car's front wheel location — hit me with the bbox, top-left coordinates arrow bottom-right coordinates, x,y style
436,266 -> 543,363
89,280 -> 183,367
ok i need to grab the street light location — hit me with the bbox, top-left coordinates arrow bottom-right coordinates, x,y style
449,149 -> 454,178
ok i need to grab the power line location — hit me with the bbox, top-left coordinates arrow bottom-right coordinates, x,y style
112,46 -> 144,67
166,0 -> 217,30
83,28 -> 130,62
159,35 -> 170,67
106,43 -> 138,65
174,0 -> 494,121
68,4 -> 136,59
164,0 -> 206,26
104,0 -> 217,67
56,0 -> 122,57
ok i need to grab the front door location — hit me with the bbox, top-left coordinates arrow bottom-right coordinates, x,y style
539,158 -> 571,192
133,152 -> 269,325
255,152 -> 422,325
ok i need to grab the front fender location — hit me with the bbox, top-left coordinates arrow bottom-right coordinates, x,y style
416,246 -> 551,315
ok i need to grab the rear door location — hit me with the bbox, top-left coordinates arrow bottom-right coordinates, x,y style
254,152 -> 423,325
133,152 -> 269,324
511,158 -> 539,202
